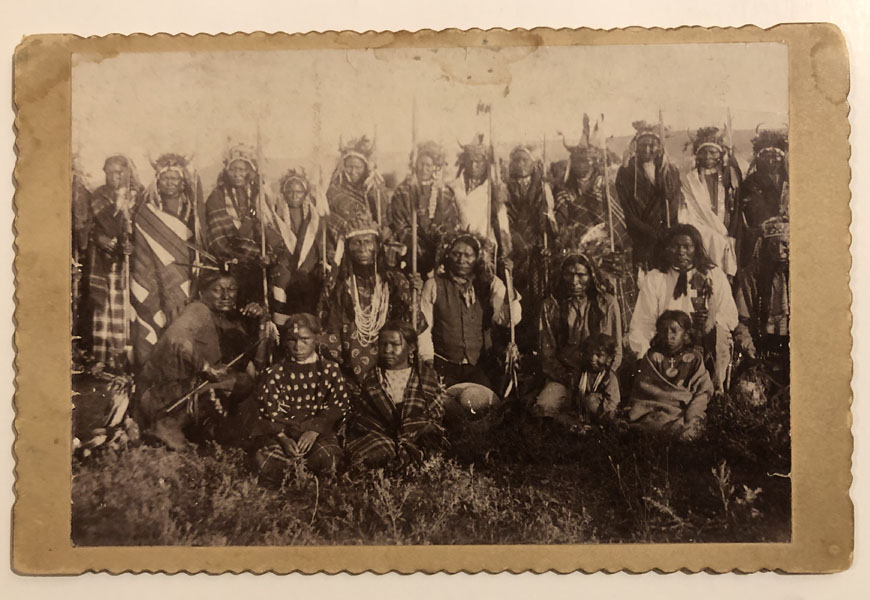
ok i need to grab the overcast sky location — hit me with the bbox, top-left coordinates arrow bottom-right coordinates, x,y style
72,42 -> 787,188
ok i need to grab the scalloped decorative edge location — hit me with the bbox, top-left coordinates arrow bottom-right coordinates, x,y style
11,24 -> 853,575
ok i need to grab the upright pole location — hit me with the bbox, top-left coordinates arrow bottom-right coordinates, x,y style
410,98 -> 419,331
256,122 -> 270,314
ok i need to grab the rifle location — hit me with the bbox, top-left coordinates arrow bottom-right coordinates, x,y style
163,347 -> 253,414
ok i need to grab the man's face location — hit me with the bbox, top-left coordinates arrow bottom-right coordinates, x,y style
284,180 -> 307,209
570,152 -> 595,178
227,160 -> 253,188
348,234 -> 377,266
588,348 -> 612,373
378,330 -> 411,370
563,262 -> 591,298
698,146 -> 722,169
636,136 -> 660,163
448,241 -> 478,278
757,150 -> 784,174
104,163 -> 127,191
285,325 -> 317,362
767,238 -> 789,264
343,156 -> 367,185
468,156 -> 488,180
510,152 -> 534,178
661,319 -> 689,354
157,170 -> 184,199
667,234 -> 696,271
416,154 -> 437,183
200,276 -> 238,314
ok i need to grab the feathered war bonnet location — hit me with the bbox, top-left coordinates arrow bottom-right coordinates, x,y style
685,126 -> 726,156
222,143 -> 259,174
455,134 -> 492,178
415,140 -> 448,168
144,153 -> 195,216
751,124 -> 789,158
622,120 -> 665,166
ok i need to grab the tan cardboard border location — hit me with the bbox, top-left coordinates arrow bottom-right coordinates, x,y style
11,25 -> 853,574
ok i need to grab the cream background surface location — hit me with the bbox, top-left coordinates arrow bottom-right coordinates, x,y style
2,0 -> 867,596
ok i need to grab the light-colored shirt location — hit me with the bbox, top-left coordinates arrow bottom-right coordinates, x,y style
628,266 -> 739,356
381,367 -> 412,406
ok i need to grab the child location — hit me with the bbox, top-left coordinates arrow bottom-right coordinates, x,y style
575,333 -> 621,424
251,313 -> 349,484
627,310 -> 714,441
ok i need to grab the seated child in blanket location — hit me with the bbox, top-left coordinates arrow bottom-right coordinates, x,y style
575,333 -> 621,424
627,310 -> 714,442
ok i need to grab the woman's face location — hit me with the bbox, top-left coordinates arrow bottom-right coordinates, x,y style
660,319 -> 690,354
562,262 -> 591,298
448,241 -> 478,278
285,325 -> 317,362
343,156 -> 367,185
667,234 -> 696,271
157,170 -> 184,199
378,329 -> 411,370
416,154 -> 437,183
284,180 -> 307,209
200,276 -> 238,314
348,233 -> 377,266
227,160 -> 253,188
697,146 -> 722,169
636,136 -> 660,163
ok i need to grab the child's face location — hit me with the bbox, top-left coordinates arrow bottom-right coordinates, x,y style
660,320 -> 689,353
587,349 -> 612,373
285,326 -> 317,362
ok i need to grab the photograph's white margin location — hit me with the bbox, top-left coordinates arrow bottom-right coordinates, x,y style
2,0 -> 866,596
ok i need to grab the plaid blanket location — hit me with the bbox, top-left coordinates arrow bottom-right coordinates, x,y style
346,363 -> 447,466
131,202 -> 193,366
205,187 -> 261,263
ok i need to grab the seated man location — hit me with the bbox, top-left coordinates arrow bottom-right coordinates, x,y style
419,233 -> 522,415
347,320 -> 448,468
134,268 -> 271,450
534,253 -> 622,416
251,313 -> 349,483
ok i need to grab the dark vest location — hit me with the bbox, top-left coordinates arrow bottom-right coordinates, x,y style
432,276 -> 486,365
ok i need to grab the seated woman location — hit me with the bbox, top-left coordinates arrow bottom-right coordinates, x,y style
135,268 -> 270,450
346,320 -> 448,468
251,313 -> 349,483
627,310 -> 714,441
418,232 -> 522,415
628,224 -> 738,390
534,253 -> 622,416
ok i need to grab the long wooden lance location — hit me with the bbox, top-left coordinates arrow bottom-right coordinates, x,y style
410,97 -> 419,330
541,133 -> 550,296
600,115 -> 616,254
658,108 -> 670,228
256,123 -> 270,314
120,167 -> 134,367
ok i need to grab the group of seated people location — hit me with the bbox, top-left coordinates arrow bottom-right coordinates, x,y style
128,214 -> 787,484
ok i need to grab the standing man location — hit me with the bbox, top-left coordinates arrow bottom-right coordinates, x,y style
736,126 -> 789,267
678,126 -> 739,277
89,155 -> 143,371
615,121 -> 683,273
132,153 -> 196,367
327,136 -> 389,239
390,140 -> 461,276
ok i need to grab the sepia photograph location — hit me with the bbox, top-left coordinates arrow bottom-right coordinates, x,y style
67,40 -> 792,546
10,22 -> 853,575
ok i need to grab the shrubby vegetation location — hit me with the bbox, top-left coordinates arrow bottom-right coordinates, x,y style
72,386 -> 790,546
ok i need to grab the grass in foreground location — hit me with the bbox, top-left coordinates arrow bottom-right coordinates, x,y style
72,388 -> 791,546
